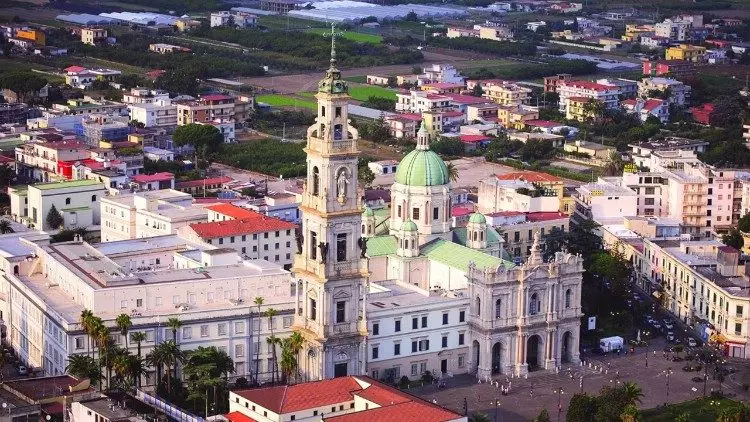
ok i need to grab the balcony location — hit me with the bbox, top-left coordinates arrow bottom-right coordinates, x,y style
326,322 -> 355,336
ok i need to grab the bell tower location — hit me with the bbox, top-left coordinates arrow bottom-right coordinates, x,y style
293,24 -> 368,381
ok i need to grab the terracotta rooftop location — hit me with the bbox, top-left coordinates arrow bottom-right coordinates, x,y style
234,377 -> 362,414
207,203 -> 257,219
562,80 -> 612,92
189,212 -> 296,239
496,171 -> 562,183
131,172 -> 174,183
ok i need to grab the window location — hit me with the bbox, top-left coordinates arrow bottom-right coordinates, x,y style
565,289 -> 572,308
459,310 -> 465,322
736,323 -> 742,335
372,346 -> 379,359
458,355 -> 465,368
458,332 -> 465,345
310,298 -> 317,320
411,364 -> 418,376
397,205 -> 402,217
433,207 -> 439,220
182,327 -> 192,339
200,325 -> 209,337
65,197 -> 71,205
218,323 -> 227,336
372,323 -> 379,336
395,320 -> 401,332
235,322 -> 245,334
310,231 -> 317,260
91,195 -> 97,202
418,339 -> 430,351
495,299 -> 502,319
421,316 -> 427,328
412,317 -> 418,330
412,207 -> 420,220
235,344 -> 244,358
75,337 -> 84,349
412,341 -> 417,353
336,233 -> 347,262
335,106 -> 342,117
475,297 -> 481,315
530,293 -> 540,315
394,343 -> 400,356
441,335 -> 448,348
442,313 -> 448,325
336,301 -> 346,323
312,167 -> 320,196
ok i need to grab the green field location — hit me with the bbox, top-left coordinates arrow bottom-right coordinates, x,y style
348,85 -> 398,101
306,28 -> 383,44
641,398 -> 739,422
256,94 -> 316,110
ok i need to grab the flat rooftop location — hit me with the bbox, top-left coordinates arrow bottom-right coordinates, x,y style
366,282 -> 467,313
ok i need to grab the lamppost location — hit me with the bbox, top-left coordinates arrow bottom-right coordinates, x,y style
491,399 -> 502,422
554,388 -> 564,422
661,368 -> 673,405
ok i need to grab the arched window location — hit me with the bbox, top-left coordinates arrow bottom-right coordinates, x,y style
472,231 -> 477,241
530,293 -> 539,315
362,224 -> 365,233
475,296 -> 481,316
480,231 -> 484,241
495,299 -> 502,319
65,197 -> 71,205
565,289 -> 572,308
333,124 -> 343,140
13,265 -> 18,275
321,106 -> 326,117
312,167 -> 320,196
91,195 -> 97,202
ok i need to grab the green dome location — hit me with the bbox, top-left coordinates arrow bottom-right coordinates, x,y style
468,213 -> 486,224
394,149 -> 449,187
401,220 -> 418,232
362,206 -> 375,217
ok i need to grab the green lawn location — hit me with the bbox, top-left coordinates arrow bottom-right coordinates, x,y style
348,85 -> 398,101
256,94 -> 316,110
344,75 -> 368,84
641,398 -> 739,422
306,28 -> 383,44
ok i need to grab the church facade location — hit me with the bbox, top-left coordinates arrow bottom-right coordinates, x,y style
293,32 -> 584,382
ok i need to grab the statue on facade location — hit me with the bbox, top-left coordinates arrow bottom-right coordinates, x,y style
318,242 -> 329,264
295,228 -> 304,254
336,169 -> 348,201
358,237 -> 367,258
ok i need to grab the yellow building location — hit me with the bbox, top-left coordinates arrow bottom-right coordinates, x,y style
174,18 -> 201,32
563,139 -> 616,159
665,44 -> 706,62
15,29 -> 45,46
565,96 -> 598,121
497,105 -> 538,129
484,83 -> 531,107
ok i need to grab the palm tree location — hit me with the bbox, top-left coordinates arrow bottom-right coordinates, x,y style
265,308 -> 278,383
0,220 -> 13,234
166,317 -> 182,343
79,309 -> 94,357
446,162 -> 459,183
280,338 -> 296,384
619,404 -> 639,422
621,381 -> 644,406
131,331 -> 146,358
94,323 -> 112,390
66,354 -> 101,384
146,340 -> 184,395
287,331 -> 304,383
112,351 -> 131,388
253,296 -> 264,384
603,151 -> 624,177
115,313 -> 132,350
266,335 -> 281,384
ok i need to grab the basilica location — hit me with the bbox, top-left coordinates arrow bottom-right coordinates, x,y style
292,33 -> 584,382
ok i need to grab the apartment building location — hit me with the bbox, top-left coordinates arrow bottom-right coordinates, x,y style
637,77 -> 692,106
665,44 -> 706,62
483,82 -> 531,107
654,20 -> 690,41
175,94 -> 237,125
27,99 -> 128,131
487,211 -> 569,262
543,73 -> 572,93
385,113 -> 421,138
558,80 -> 621,118
148,43 -> 191,54
100,189 -> 208,242
178,207 -> 297,269
421,64 -> 465,85
128,101 -> 178,128
122,88 -> 170,105
210,10 -> 257,28
621,98 -> 670,123
79,114 -> 130,145
395,90 -> 453,113
629,138 -> 709,169
496,105 -> 539,129
15,28 -> 45,46
0,231 -> 297,381
572,181 -> 638,225
15,140 -> 90,182
478,171 -> 564,214
8,179 -> 107,230
64,67 -> 122,89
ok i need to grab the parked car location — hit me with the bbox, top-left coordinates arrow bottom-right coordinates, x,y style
16,365 -> 27,376
666,332 -> 676,342
688,338 -> 698,347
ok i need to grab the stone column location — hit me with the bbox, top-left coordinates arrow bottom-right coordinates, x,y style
477,335 -> 493,379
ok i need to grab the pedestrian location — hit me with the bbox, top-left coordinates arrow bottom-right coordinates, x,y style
653,350 -> 656,356
645,357 -> 648,368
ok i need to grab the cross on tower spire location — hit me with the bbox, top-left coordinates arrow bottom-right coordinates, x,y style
324,22 -> 343,70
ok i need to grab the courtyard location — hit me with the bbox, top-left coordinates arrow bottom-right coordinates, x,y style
412,338 -> 750,421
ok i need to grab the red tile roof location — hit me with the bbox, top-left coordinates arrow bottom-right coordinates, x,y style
567,96 -> 594,103
423,82 -> 464,89
496,171 -> 562,183
131,172 -> 174,183
445,93 -> 486,104
425,94 -> 449,100
190,212 -> 296,239
234,376 -> 362,414
460,134 -> 492,144
620,99 -> 637,107
643,99 -> 665,112
525,212 -> 568,222
325,401 -> 460,422
64,65 -> 86,73
207,203 -> 257,219
0,155 -> 15,163
225,412 -> 258,422
201,94 -> 233,102
176,176 -> 233,189
441,110 -> 465,117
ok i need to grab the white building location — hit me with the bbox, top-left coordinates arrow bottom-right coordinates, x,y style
421,64 -> 464,85
637,77 -> 692,106
557,80 -> 623,113
210,11 -> 257,28
9,179 -> 107,231
128,101 -> 178,128
572,181 -> 638,224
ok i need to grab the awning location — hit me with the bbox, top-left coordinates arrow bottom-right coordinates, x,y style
710,333 -> 728,344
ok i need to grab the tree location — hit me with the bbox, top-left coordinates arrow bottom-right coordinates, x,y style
739,213 -> 750,233
722,229 -> 744,250
619,404 -> 639,422
472,83 -> 484,97
80,310 -> 94,358
358,160 -> 375,187
94,322 -> 112,389
66,354 -> 101,384
166,317 -> 182,342
469,413 -> 490,422
183,346 -> 234,416
709,95 -> 744,128
620,382 -> 643,406
115,313 -> 132,348
265,308 -> 279,383
674,412 -> 690,422
155,68 -> 200,97
430,137 -> 464,156
404,11 -> 418,21
446,162 -> 459,183
253,296 -> 264,384
46,204 -> 64,230
0,220 -> 13,234
0,71 -> 47,103
535,408 -> 551,422
603,151 -> 624,177
146,340 -> 184,395
0,164 -> 16,187
172,124 -> 224,159
566,393 -> 597,422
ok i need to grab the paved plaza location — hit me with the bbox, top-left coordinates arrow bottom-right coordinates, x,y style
412,338 -> 750,421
